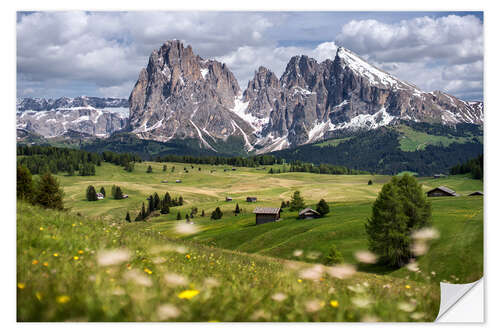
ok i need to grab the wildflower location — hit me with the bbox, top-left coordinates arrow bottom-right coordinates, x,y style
293,249 -> 303,257
271,292 -> 287,302
124,269 -> 152,287
35,292 -> 42,301
305,299 -> 324,313
299,265 -> 324,281
250,309 -> 270,320
97,248 -> 130,266
354,250 -> 378,264
306,251 -> 321,260
73,256 -> 79,260
78,250 -> 84,254
330,300 -> 339,308
412,227 -> 440,241
53,253 -> 59,257
185,254 -> 191,260
157,304 -> 181,320
411,242 -> 429,256
406,261 -> 420,272
326,264 -> 356,279
410,312 -> 425,320
204,277 -> 220,288
72,223 -> 76,227
352,296 -> 373,308
431,271 -> 436,276
348,284 -> 366,294
39,227 -> 44,231
362,315 -> 379,322
32,260 -> 39,265
177,289 -> 200,300
164,273 -> 188,286
297,279 -> 303,283
398,302 -> 416,312
56,295 -> 70,304
17,282 -> 25,289
174,223 -> 199,235
152,257 -> 166,264
144,268 -> 153,275
43,262 -> 49,267
405,285 -> 411,289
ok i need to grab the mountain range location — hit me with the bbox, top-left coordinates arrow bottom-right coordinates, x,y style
17,39 -> 483,159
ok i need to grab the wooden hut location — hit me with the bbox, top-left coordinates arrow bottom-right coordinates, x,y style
253,207 -> 281,225
469,191 -> 483,196
225,197 -> 233,202
246,197 -> 257,203
298,207 -> 321,219
426,186 -> 457,197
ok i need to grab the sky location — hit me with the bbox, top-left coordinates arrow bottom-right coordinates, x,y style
16,11 -> 484,101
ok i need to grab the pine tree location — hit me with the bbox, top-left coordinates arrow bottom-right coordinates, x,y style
289,191 -> 305,211
316,199 -> 330,217
178,196 -> 184,206
164,192 -> 172,207
86,185 -> 98,201
153,192 -> 160,210
100,186 -> 106,198
201,210 -> 205,217
160,198 -> 170,214
185,214 -> 190,222
163,165 -> 167,172
147,165 -> 153,173
234,203 -> 240,215
280,201 -> 286,209
33,173 -> 64,210
125,211 -> 131,222
176,212 -> 182,220
17,164 -> 33,201
67,164 -> 74,176
111,185 -> 116,198
269,168 -> 274,174
147,195 -> 154,213
323,244 -> 344,265
211,207 -> 223,220
368,179 -> 373,185
141,202 -> 147,220
114,186 -> 123,200
171,166 -> 175,172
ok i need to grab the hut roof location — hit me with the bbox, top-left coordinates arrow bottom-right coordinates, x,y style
299,207 -> 321,216
253,207 -> 280,215
469,191 -> 484,196
427,186 -> 457,196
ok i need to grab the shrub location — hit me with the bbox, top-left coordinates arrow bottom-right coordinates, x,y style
33,173 -> 64,210
368,180 -> 373,185
211,207 -> 223,220
323,245 -> 344,265
316,199 -> 330,217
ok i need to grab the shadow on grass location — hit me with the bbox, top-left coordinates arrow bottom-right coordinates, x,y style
356,262 -> 400,275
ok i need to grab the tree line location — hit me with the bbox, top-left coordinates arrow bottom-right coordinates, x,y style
154,154 -> 282,167
449,154 -> 483,180
133,192 -> 184,221
269,161 -> 367,175
17,165 -> 64,210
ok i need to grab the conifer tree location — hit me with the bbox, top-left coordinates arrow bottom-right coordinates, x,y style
185,214 -> 190,222
147,165 -> 153,173
178,196 -> 184,206
163,165 -> 167,172
164,192 -> 172,207
201,210 -> 205,217
114,186 -> 123,200
33,173 -> 64,210
316,199 -> 330,217
211,207 -> 223,220
111,185 -> 116,198
176,211 -> 182,220
147,195 -> 154,213
153,192 -> 160,210
100,186 -> 106,198
234,203 -> 240,215
368,179 -> 373,185
289,191 -> 305,211
17,164 -> 33,201
86,185 -> 98,201
125,211 -> 131,222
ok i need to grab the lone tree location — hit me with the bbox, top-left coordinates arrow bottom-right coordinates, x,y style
323,244 -> 344,265
86,185 -> 98,201
125,211 -> 131,222
176,211 -> 182,220
114,186 -> 124,200
211,207 -> 223,220
17,164 -> 33,201
33,173 -> 64,210
316,199 -> 330,217
99,186 -> 106,197
289,191 -> 305,211
147,165 -> 153,173
234,203 -> 240,215
201,210 -> 205,217
368,180 -> 373,185
365,174 -> 431,267
163,165 -> 167,172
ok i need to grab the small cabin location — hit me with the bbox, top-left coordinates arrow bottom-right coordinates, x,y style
469,191 -> 483,196
253,207 -> 281,225
161,180 -> 168,183
433,174 -> 447,179
176,180 -> 182,183
225,197 -> 233,202
232,168 -> 237,171
96,193 -> 104,200
122,194 -> 129,199
426,186 -> 457,197
299,207 -> 321,219
246,197 -> 257,203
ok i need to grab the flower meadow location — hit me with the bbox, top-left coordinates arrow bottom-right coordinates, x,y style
17,202 -> 440,322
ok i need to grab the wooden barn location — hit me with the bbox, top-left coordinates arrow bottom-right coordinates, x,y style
253,207 -> 280,225
299,207 -> 321,219
469,191 -> 484,196
246,197 -> 257,202
426,186 -> 457,197
225,197 -> 233,202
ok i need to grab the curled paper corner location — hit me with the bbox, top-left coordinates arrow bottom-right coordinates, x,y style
435,278 -> 484,322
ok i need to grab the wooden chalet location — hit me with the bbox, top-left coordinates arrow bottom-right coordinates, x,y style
246,197 -> 257,202
253,207 -> 280,225
175,180 -> 182,183
225,197 -> 233,202
298,207 -> 321,219
469,191 -> 484,196
96,193 -> 104,200
426,186 -> 457,197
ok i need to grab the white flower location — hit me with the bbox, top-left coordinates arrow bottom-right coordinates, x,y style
305,299 -> 324,312
124,269 -> 152,287
398,301 -> 417,312
204,277 -> 220,288
174,223 -> 199,235
157,304 -> 181,320
326,264 -> 356,279
271,292 -> 287,302
293,249 -> 303,257
352,296 -> 373,308
299,265 -> 324,281
354,250 -> 377,264
97,248 -> 131,266
412,227 -> 440,241
164,273 -> 188,286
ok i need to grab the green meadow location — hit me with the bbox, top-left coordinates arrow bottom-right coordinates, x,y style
17,160 -> 483,321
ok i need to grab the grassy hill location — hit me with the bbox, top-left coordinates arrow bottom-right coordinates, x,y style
18,160 -> 483,321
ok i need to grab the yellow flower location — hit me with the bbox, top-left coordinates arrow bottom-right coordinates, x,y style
73,256 -> 79,260
56,295 -> 70,304
72,224 -> 76,227
177,289 -> 200,300
185,254 -> 191,259
35,292 -> 42,301
144,268 -> 153,275
330,300 -> 339,308
78,250 -> 84,254
32,259 -> 39,265
297,279 -> 303,283
17,282 -> 25,289
43,262 -> 49,267
39,227 -> 44,231
53,253 -> 59,257
405,285 -> 411,289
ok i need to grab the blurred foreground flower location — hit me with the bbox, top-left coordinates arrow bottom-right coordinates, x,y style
174,223 -> 199,235
398,301 -> 417,312
178,289 -> 200,300
204,277 -> 220,288
271,292 -> 287,302
293,249 -> 303,257
412,227 -> 440,241
164,273 -> 188,287
56,295 -> 70,304
157,304 -> 181,320
97,248 -> 130,267
354,250 -> 377,264
305,299 -> 324,313
326,264 -> 356,279
299,265 -> 324,281
124,269 -> 152,287
330,300 -> 339,308
351,296 -> 372,308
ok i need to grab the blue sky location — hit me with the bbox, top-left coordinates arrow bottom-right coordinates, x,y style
17,11 -> 483,100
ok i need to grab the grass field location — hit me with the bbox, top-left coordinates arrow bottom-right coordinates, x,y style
397,125 -> 479,152
17,160 -> 483,321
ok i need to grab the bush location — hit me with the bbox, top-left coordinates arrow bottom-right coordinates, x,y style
368,180 -> 373,185
316,199 -> 330,217
147,165 -> 153,173
211,207 -> 223,220
365,174 -> 431,267
323,245 -> 344,265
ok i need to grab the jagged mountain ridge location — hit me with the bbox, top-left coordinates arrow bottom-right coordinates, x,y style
16,96 -> 129,138
128,40 -> 483,154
